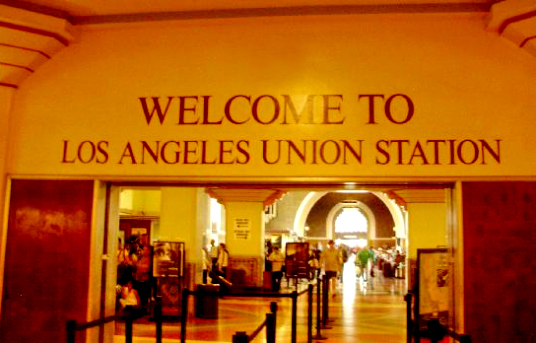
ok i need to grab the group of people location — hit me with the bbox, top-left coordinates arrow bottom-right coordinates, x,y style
196,238 -> 404,296
263,239 -> 405,297
201,239 -> 230,285
264,239 -> 348,294
116,234 -> 155,313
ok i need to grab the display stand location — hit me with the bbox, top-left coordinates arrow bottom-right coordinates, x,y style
153,241 -> 186,318
285,242 -> 310,286
414,248 -> 450,341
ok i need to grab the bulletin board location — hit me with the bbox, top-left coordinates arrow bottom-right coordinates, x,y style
415,248 -> 450,331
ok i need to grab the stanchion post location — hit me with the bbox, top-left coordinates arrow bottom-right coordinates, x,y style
155,296 -> 163,343
307,284 -> 313,343
270,302 -> 278,331
291,290 -> 298,343
459,334 -> 472,343
321,275 -> 330,328
66,319 -> 77,343
232,331 -> 248,343
125,313 -> 133,343
266,312 -> 276,343
404,293 -> 412,343
312,279 -> 327,340
181,288 -> 189,343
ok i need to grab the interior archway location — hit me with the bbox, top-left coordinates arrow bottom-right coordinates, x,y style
294,190 -> 406,243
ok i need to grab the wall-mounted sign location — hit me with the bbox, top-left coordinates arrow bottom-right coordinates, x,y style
234,218 -> 251,240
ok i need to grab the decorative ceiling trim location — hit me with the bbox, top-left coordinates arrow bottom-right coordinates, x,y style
205,187 -> 286,208
0,0 -> 72,22
0,20 -> 69,46
71,3 -> 492,26
0,61 -> 33,73
0,82 -> 17,88
520,34 -> 536,47
0,42 -> 51,58
488,0 -> 536,58
0,4 -> 73,88
497,9 -> 536,33
390,188 -> 446,203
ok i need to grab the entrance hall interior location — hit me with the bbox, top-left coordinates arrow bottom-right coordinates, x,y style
113,183 -> 452,342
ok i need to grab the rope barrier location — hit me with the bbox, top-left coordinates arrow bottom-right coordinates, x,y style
66,298 -> 163,343
232,301 -> 277,343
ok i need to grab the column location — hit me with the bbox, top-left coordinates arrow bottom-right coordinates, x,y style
393,189 -> 447,289
206,188 -> 284,288
159,187 -> 210,287
224,201 -> 265,288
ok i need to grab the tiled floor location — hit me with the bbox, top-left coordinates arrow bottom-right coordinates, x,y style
115,261 -> 408,343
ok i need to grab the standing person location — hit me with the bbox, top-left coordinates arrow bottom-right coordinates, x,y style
209,239 -> 218,270
117,241 -> 137,285
216,243 -> 229,278
133,245 -> 152,308
201,247 -> 211,284
265,240 -> 273,271
321,240 -> 340,297
267,247 -> 285,291
308,247 -> 320,280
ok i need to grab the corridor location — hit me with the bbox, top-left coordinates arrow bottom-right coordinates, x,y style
115,257 -> 408,343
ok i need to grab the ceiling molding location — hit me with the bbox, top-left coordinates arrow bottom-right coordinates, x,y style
390,189 -> 446,203
206,188 -> 286,208
487,0 -> 536,58
0,4 -> 73,88
70,3 -> 492,25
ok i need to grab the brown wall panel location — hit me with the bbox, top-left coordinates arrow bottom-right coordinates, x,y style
1,180 -> 94,343
462,182 -> 536,342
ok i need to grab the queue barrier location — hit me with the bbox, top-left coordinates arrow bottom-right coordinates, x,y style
67,280 -> 333,343
404,292 -> 471,343
232,302 -> 277,343
182,279 -> 328,343
66,297 -> 164,343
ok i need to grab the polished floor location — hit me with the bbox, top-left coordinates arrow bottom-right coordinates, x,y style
115,259 -> 408,343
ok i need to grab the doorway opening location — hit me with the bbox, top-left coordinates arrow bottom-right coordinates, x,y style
107,181 -> 455,342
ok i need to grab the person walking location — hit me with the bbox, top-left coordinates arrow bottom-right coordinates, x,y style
357,246 -> 375,286
321,240 -> 341,297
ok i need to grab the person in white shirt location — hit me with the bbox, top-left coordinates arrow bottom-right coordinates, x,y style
209,239 -> 218,269
119,282 -> 141,314
216,243 -> 229,277
201,247 -> 211,284
267,247 -> 285,291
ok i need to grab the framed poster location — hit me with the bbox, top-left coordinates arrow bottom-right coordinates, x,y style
285,242 -> 310,278
153,241 -> 185,278
415,248 -> 450,330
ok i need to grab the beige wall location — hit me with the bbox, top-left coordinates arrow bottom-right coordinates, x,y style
6,13 -> 536,180
407,202 -> 447,260
120,188 -> 161,215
